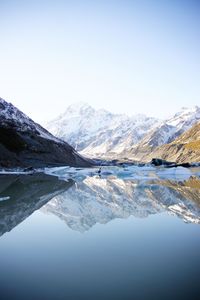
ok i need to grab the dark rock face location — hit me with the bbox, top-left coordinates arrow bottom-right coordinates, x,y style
151,158 -> 192,168
151,158 -> 175,166
0,98 -> 93,168
0,129 -> 92,168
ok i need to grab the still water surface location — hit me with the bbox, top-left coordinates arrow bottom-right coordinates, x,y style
0,171 -> 200,300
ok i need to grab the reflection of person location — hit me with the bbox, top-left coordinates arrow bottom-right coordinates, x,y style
98,167 -> 102,175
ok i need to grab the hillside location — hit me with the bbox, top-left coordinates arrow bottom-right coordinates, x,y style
0,98 -> 92,168
141,122 -> 200,163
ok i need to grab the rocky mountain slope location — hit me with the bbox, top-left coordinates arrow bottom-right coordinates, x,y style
0,98 -> 92,168
141,121 -> 200,163
46,102 -> 159,157
127,106 -> 200,161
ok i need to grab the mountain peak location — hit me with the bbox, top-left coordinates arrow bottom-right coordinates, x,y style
46,102 -> 159,154
176,105 -> 200,115
64,102 -> 94,115
168,105 -> 200,125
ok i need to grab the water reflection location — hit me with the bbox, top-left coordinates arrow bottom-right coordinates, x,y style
1,173 -> 200,238
42,176 -> 200,232
0,173 -> 74,237
1,172 -> 200,300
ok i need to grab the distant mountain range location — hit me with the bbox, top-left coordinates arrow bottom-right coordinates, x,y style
0,98 -> 91,168
46,103 -> 200,163
0,97 -> 199,167
46,102 -> 159,155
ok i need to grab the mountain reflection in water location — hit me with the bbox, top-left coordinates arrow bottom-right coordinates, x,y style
0,173 -> 200,236
0,173 -> 74,237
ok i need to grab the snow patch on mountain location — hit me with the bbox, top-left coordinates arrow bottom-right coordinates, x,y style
140,106 -> 200,148
0,97 -> 63,144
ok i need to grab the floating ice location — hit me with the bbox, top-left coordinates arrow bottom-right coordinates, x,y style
0,196 -> 10,202
42,165 -> 199,182
0,164 -> 198,182
156,167 -> 192,180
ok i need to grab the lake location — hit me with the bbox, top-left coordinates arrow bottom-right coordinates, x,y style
0,168 -> 200,300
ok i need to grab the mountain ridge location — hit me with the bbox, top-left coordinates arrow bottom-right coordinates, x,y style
46,102 -> 200,161
139,121 -> 200,163
0,97 -> 92,168
46,102 -> 159,156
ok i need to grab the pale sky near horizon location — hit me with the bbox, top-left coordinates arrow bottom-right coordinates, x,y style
0,0 -> 199,123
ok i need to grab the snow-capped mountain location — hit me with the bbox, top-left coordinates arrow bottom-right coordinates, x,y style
0,97 -> 64,143
138,106 -> 200,148
46,102 -> 159,157
141,121 -> 200,163
46,102 -> 120,150
46,103 -> 200,160
0,97 -> 91,168
81,114 -> 158,157
127,106 -> 200,161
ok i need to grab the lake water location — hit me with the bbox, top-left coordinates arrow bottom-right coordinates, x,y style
0,169 -> 200,300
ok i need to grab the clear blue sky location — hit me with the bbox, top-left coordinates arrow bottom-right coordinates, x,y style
0,0 -> 199,123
